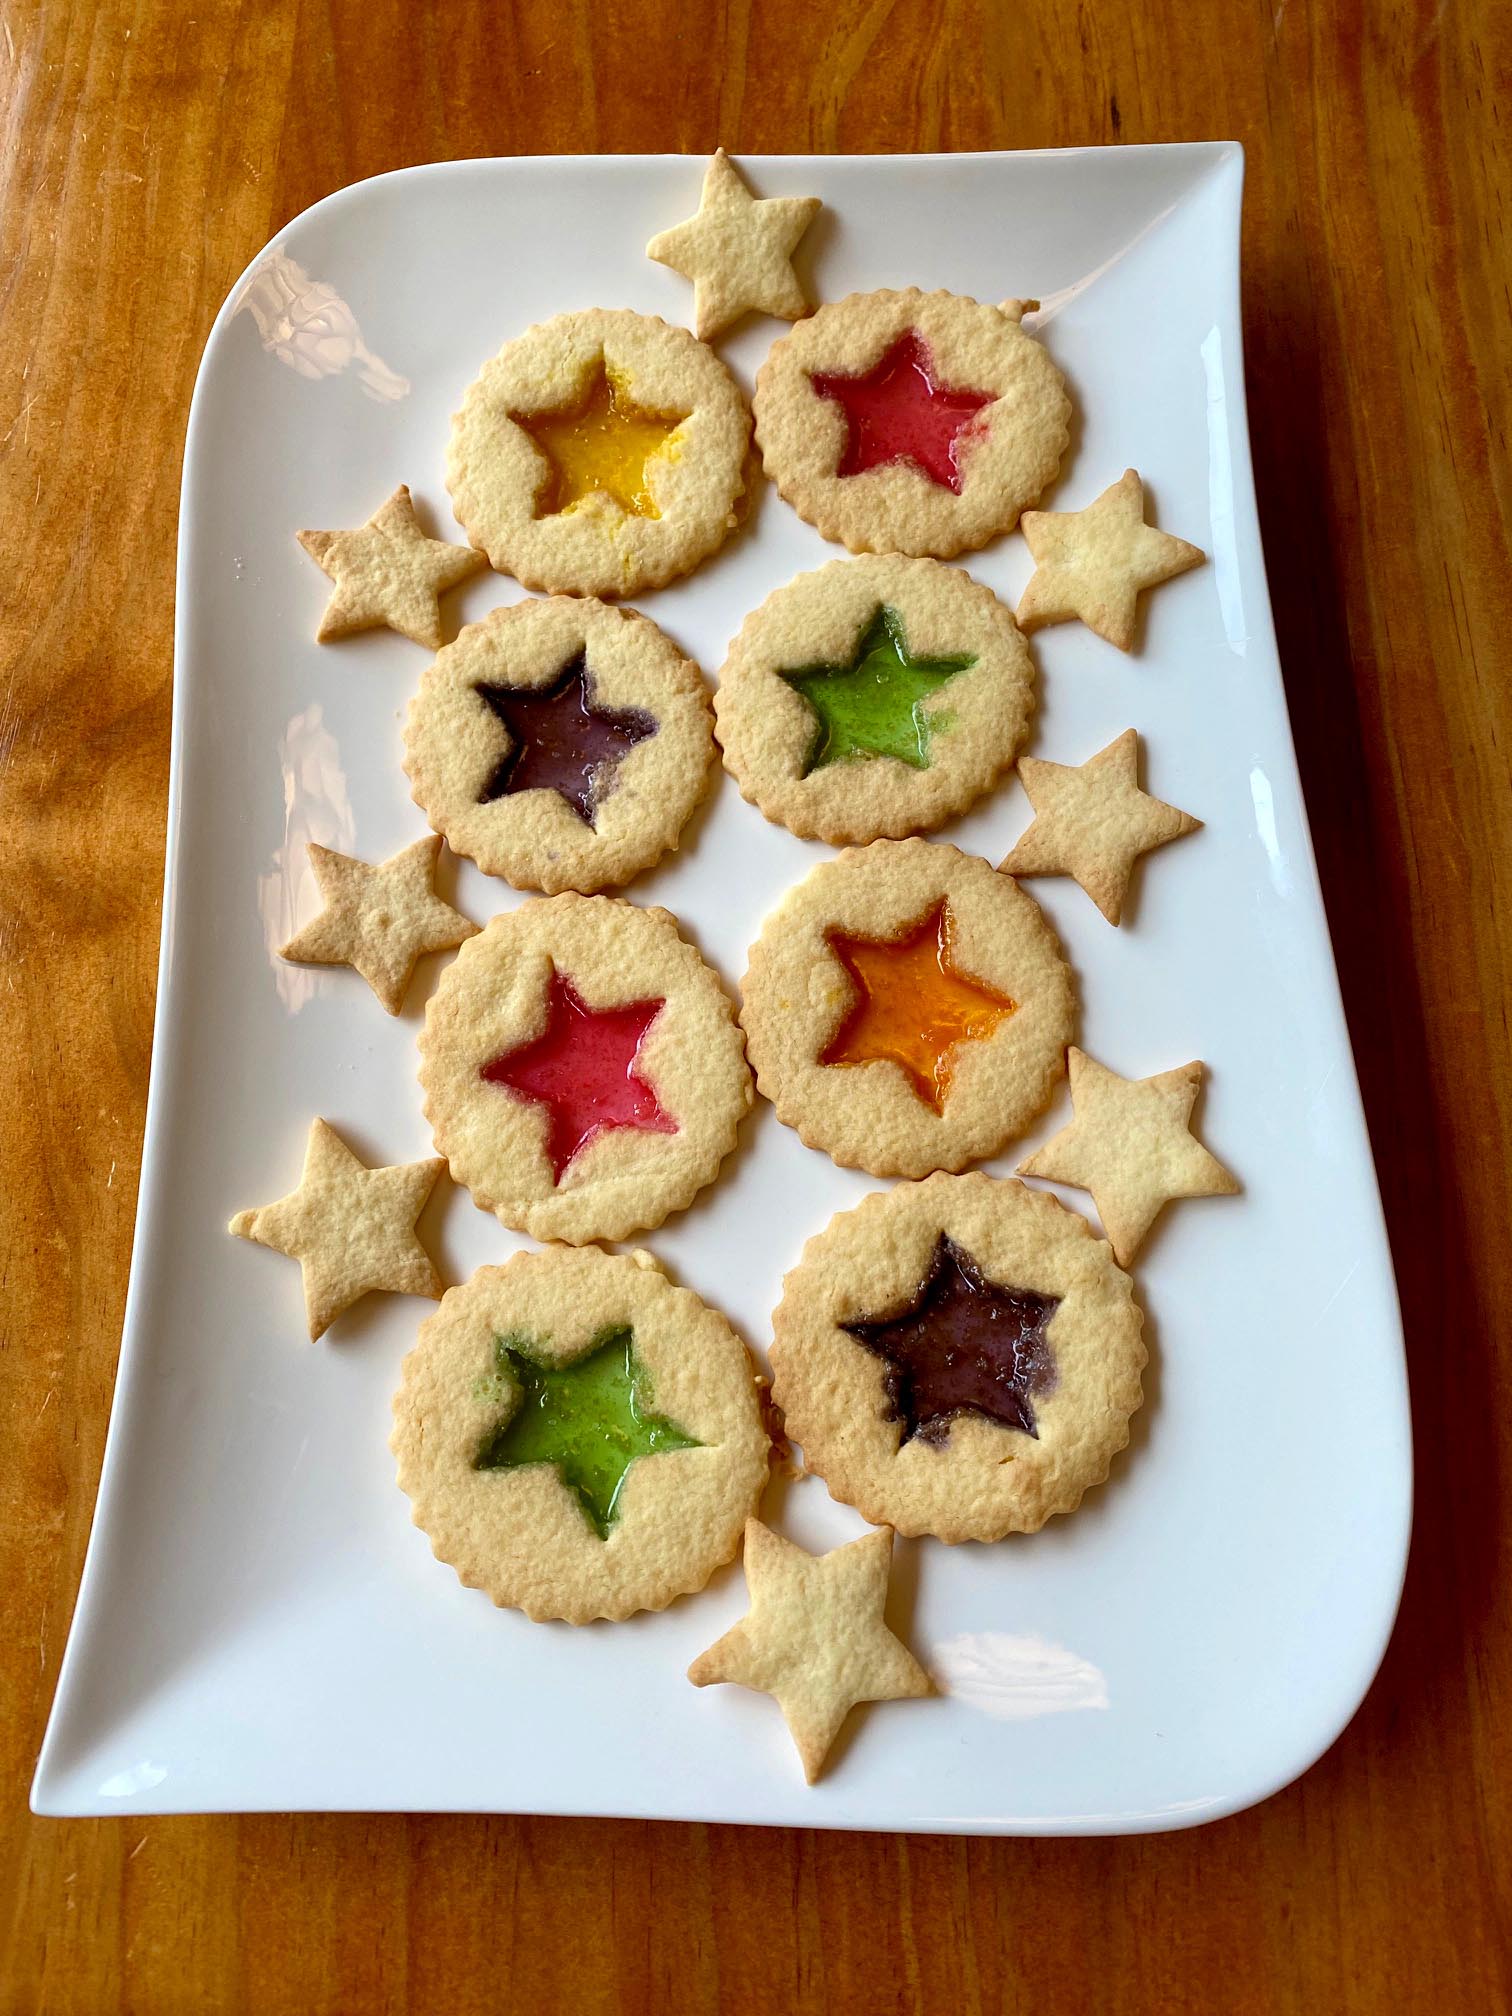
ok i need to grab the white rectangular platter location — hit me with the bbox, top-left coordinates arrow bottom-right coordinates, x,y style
33,147 -> 1410,1833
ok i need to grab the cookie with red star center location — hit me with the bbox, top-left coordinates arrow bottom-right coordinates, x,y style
739,838 -> 1074,1179
419,893 -> 752,1244
404,597 -> 715,894
713,554 -> 1035,844
754,289 -> 1070,559
447,308 -> 751,599
771,1171 -> 1147,1541
392,1245 -> 772,1622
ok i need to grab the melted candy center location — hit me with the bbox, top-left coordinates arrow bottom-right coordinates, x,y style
842,1233 -> 1061,1446
809,330 -> 995,494
780,604 -> 976,774
480,969 -> 678,1181
513,364 -> 687,519
476,650 -> 657,826
821,901 -> 1015,1115
474,1324 -> 700,1538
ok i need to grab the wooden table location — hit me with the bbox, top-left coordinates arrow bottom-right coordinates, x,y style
3,2 -> 1508,2008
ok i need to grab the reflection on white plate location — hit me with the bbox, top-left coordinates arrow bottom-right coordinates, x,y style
257,703 -> 355,1012
235,248 -> 409,403
933,1631 -> 1110,1721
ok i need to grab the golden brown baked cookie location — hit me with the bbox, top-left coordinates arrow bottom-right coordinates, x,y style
297,485 -> 485,649
770,1172 -> 1147,1541
739,839 -> 1073,1178
713,555 -> 1035,844
404,597 -> 715,894
447,309 -> 750,599
419,894 -> 751,1244
393,1246 -> 770,1623
753,289 -> 1069,558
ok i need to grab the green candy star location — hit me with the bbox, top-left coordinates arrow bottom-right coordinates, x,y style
779,603 -> 977,775
473,1325 -> 700,1539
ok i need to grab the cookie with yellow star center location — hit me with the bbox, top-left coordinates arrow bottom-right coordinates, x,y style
688,1521 -> 931,1782
392,1245 -> 771,1623
754,289 -> 1070,559
229,1118 -> 445,1340
713,555 -> 1036,844
419,893 -> 752,1245
770,1172 -> 1147,1542
403,596 -> 715,894
447,309 -> 751,600
297,485 -> 486,649
739,838 -> 1074,1179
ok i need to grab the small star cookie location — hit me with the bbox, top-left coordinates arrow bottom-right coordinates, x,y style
1018,1048 -> 1238,1264
1000,729 -> 1200,924
230,1118 -> 444,1339
297,485 -> 486,649
280,835 -> 478,1013
1015,469 -> 1204,651
647,150 -> 821,340
688,1521 -> 931,1782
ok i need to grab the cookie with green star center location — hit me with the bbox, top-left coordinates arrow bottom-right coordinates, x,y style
392,1245 -> 771,1621
714,557 -> 1036,844
770,1171 -> 1147,1542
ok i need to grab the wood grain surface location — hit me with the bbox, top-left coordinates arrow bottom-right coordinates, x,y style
2,1 -> 1509,2009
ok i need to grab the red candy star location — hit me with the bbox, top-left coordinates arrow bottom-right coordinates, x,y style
480,970 -> 677,1182
809,330 -> 995,495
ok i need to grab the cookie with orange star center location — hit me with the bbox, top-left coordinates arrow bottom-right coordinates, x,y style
447,308 -> 751,600
419,893 -> 752,1244
739,838 -> 1074,1179
770,1172 -> 1147,1541
404,596 -> 716,894
753,289 -> 1070,559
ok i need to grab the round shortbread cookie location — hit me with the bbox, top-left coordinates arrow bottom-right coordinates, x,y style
404,597 -> 715,894
740,839 -> 1073,1179
393,1246 -> 771,1621
447,308 -> 750,599
420,894 -> 751,1244
713,555 -> 1034,844
771,1173 -> 1147,1542
753,289 -> 1070,559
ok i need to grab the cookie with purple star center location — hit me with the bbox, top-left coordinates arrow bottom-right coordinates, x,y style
771,1172 -> 1146,1540
754,289 -> 1071,559
404,596 -> 715,894
419,892 -> 751,1244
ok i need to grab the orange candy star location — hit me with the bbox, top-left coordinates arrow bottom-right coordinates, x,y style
514,364 -> 687,520
820,901 -> 1015,1114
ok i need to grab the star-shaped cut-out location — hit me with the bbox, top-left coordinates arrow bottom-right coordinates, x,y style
474,650 -> 658,825
480,968 -> 678,1182
297,485 -> 485,649
842,1232 -> 1060,1446
821,901 -> 1016,1114
229,1118 -> 444,1339
809,330 -> 995,494
474,1324 -> 700,1539
689,1522 -> 932,1783
1015,468 -> 1205,651
780,604 -> 977,774
1018,1048 -> 1239,1265
646,148 -> 822,340
513,364 -> 687,521
1000,729 -> 1201,924
279,834 -> 478,1013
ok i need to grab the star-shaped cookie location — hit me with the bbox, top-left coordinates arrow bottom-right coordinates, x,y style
1018,1049 -> 1238,1265
1015,469 -> 1204,651
688,1521 -> 931,1783
647,149 -> 821,340
298,485 -> 486,649
1000,729 -> 1200,924
229,1118 -> 445,1339
279,835 -> 477,1014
